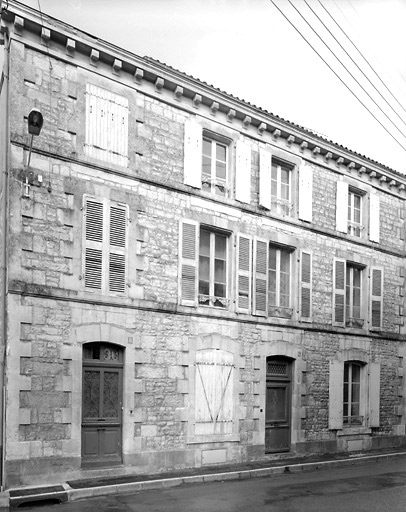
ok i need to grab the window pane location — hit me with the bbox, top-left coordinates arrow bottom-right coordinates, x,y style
216,143 -> 226,163
216,161 -> 226,180
198,279 -> 209,296
199,230 -> 210,257
199,255 -> 210,281
214,282 -> 226,298
214,259 -> 226,283
280,251 -> 290,273
202,139 -> 211,157
202,155 -> 211,178
269,248 -> 277,271
353,268 -> 361,288
344,363 -> 349,382
215,234 -> 227,259
352,364 -> 361,383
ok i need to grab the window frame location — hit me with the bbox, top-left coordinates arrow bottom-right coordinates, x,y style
333,258 -> 367,329
343,361 -> 365,427
201,130 -> 231,198
268,244 -> 293,312
271,158 -> 294,216
347,188 -> 364,237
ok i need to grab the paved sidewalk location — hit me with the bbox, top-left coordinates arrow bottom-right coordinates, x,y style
6,448 -> 406,508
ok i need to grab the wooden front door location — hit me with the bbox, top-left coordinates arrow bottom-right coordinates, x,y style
265,357 -> 292,453
82,343 -> 123,466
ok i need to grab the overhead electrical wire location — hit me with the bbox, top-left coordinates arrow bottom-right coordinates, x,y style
268,0 -> 406,153
304,0 -> 406,129
286,0 -> 406,143
326,0 -> 406,117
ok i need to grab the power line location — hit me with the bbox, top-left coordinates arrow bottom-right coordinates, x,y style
287,0 -> 406,142
268,0 -> 406,153
305,0 -> 406,129
320,0 -> 406,117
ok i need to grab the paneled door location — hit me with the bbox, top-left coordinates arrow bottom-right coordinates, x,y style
265,357 -> 292,453
82,343 -> 123,467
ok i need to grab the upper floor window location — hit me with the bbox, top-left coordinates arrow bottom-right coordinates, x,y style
348,189 -> 362,237
84,84 -> 129,167
271,159 -> 292,216
199,228 -> 228,307
333,258 -> 383,330
179,220 -> 230,308
336,181 -> 380,243
83,196 -> 128,295
202,137 -> 227,196
268,246 -> 291,310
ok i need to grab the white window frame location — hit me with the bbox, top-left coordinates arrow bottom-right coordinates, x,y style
271,158 -> 293,216
198,227 -> 230,308
343,361 -> 365,427
201,132 -> 230,197
268,245 -> 292,310
348,188 -> 363,237
345,264 -> 363,327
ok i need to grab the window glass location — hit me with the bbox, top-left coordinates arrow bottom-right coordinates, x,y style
343,362 -> 363,426
199,229 -> 228,308
268,247 -> 291,309
202,137 -> 227,196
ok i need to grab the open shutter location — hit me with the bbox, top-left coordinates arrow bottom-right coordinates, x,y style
300,251 -> 312,321
298,163 -> 313,222
259,147 -> 272,210
195,349 -> 234,436
236,235 -> 252,314
333,258 -> 346,326
336,181 -> 348,233
368,362 -> 380,427
329,360 -> 343,429
253,238 -> 268,316
370,267 -> 383,329
235,140 -> 251,204
109,204 -> 127,293
179,220 -> 198,306
369,192 -> 380,243
84,199 -> 104,290
184,120 -> 202,188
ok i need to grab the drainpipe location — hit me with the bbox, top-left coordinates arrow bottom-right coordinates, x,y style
0,3 -> 10,491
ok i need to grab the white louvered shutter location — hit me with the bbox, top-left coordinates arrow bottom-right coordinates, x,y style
329,360 -> 343,430
85,84 -> 129,167
195,349 -> 234,436
298,163 -> 313,222
179,220 -> 198,306
300,251 -> 312,321
259,147 -> 272,210
333,258 -> 346,326
235,140 -> 251,204
370,267 -> 383,329
336,181 -> 349,233
84,199 -> 104,290
369,192 -> 380,243
253,238 -> 268,316
236,235 -> 252,314
369,362 -> 380,427
109,204 -> 127,294
184,120 -> 202,188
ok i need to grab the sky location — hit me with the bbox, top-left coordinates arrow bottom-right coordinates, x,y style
6,0 -> 406,173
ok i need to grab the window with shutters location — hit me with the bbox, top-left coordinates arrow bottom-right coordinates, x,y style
329,358 -> 379,431
202,136 -> 228,196
271,159 -> 293,216
333,260 -> 365,328
343,362 -> 364,426
83,196 -> 128,295
85,84 -> 129,167
336,182 -> 379,242
348,189 -> 362,237
179,221 -> 230,309
268,246 -> 292,316
199,228 -> 229,308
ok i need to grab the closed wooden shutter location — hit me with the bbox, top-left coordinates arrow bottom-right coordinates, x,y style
259,147 -> 272,210
84,199 -> 104,290
336,181 -> 349,233
235,140 -> 251,204
329,359 -> 343,430
300,251 -> 312,321
369,192 -> 380,243
236,235 -> 252,313
183,120 -> 202,188
253,238 -> 268,316
370,267 -> 383,329
179,220 -> 198,305
298,163 -> 313,222
109,205 -> 127,293
368,362 -> 380,427
85,84 -> 129,167
333,258 -> 346,326
195,349 -> 234,436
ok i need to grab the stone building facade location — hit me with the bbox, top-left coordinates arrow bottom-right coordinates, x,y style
0,0 -> 406,491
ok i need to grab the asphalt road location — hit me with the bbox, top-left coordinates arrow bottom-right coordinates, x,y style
18,456 -> 406,512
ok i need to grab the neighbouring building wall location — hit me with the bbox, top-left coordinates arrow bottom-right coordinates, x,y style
2,1 -> 406,489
